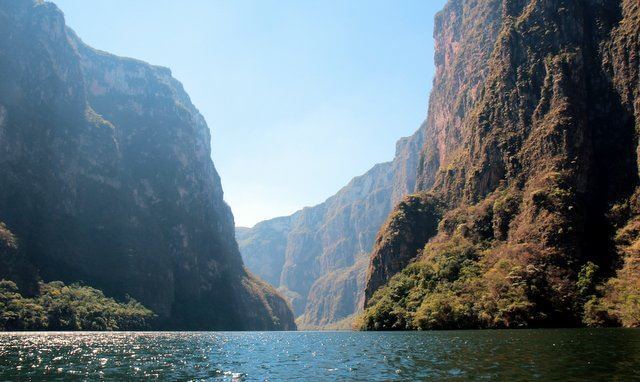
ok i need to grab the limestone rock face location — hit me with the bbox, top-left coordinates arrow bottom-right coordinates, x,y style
0,0 -> 295,330
361,0 -> 640,329
415,0 -> 505,192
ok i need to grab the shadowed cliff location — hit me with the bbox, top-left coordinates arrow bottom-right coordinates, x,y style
0,0 -> 295,330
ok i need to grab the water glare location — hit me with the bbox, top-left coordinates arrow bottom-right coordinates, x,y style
1,329 -> 639,380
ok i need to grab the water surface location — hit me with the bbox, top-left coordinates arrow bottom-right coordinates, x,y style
1,329 -> 639,381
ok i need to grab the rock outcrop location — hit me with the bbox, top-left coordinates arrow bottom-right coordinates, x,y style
0,0 -> 295,330
0,222 -> 38,296
363,193 -> 444,302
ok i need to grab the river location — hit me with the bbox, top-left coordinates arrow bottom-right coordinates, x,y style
1,329 -> 639,380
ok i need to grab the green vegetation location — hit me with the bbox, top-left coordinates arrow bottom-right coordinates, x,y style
357,182 -> 632,330
358,237 -> 578,330
0,280 -> 154,331
587,215 -> 640,327
359,234 -> 494,330
359,187 -> 640,330
1,221 -> 154,331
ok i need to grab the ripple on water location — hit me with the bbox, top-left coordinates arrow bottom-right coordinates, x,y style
0,330 -> 639,381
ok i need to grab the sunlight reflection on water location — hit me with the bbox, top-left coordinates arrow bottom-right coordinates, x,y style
1,329 -> 639,381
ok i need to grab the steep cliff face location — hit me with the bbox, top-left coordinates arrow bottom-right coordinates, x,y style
238,129 -> 426,327
415,0 -> 505,192
0,0 -> 295,330
363,0 -> 504,304
279,162 -> 397,319
361,0 -> 640,329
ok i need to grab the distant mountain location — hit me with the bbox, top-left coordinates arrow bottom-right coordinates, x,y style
236,215 -> 298,287
238,122 -> 426,328
361,0 -> 640,330
0,0 -> 295,330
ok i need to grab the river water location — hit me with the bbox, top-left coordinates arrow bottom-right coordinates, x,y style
1,329 -> 639,381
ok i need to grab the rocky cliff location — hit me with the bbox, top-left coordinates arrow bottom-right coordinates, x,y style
364,0 -> 504,302
360,0 -> 640,329
0,0 -> 295,330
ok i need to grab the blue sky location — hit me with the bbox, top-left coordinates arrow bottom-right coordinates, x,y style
54,0 -> 447,227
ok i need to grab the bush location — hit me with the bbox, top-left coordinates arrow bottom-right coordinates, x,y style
0,280 -> 47,330
357,235 -> 581,330
0,280 -> 154,331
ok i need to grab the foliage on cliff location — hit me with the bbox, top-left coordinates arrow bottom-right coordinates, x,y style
364,193 -> 444,303
359,189 -> 587,329
360,191 -> 640,329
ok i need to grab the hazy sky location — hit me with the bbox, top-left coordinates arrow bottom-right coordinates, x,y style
53,0 -> 447,227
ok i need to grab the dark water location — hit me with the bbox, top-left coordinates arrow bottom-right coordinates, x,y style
1,329 -> 639,381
